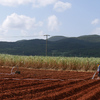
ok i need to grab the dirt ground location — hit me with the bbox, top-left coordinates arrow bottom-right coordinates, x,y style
0,67 -> 99,100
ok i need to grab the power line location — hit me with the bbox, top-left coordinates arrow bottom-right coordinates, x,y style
0,35 -> 44,38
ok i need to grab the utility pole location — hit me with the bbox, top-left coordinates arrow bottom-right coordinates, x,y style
44,35 -> 50,56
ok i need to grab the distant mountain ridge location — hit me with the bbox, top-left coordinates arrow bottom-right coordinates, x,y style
48,35 -> 100,42
77,35 -> 100,42
48,36 -> 67,41
0,34 -> 100,57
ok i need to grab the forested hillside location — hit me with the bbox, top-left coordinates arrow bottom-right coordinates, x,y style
0,35 -> 100,57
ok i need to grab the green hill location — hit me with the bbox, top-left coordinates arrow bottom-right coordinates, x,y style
0,35 -> 100,57
77,35 -> 100,42
48,36 -> 66,41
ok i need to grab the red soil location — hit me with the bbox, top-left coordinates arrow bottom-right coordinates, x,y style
0,67 -> 99,100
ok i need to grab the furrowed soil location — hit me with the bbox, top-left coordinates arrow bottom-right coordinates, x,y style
0,67 -> 99,100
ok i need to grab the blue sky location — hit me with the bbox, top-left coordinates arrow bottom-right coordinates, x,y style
0,0 -> 100,41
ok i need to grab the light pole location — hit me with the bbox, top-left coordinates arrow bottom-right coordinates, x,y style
44,35 -> 50,56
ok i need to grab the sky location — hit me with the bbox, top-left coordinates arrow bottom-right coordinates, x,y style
0,0 -> 100,41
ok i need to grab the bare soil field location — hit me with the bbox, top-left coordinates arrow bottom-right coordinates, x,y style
0,67 -> 99,100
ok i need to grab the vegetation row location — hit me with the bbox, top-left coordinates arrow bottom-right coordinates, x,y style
0,54 -> 99,72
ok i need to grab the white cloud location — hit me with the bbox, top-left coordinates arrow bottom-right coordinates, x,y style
33,0 -> 58,7
36,21 -> 43,27
2,13 -> 43,30
91,27 -> 100,35
0,0 -> 72,12
54,1 -> 72,12
91,19 -> 99,25
0,0 -> 58,7
0,0 -> 33,6
48,15 -> 60,31
34,30 -> 44,36
0,13 -> 44,39
0,27 -> 7,34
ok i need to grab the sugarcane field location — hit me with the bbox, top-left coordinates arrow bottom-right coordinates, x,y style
0,55 -> 100,100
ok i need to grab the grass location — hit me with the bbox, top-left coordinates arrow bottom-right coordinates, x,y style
0,54 -> 99,71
